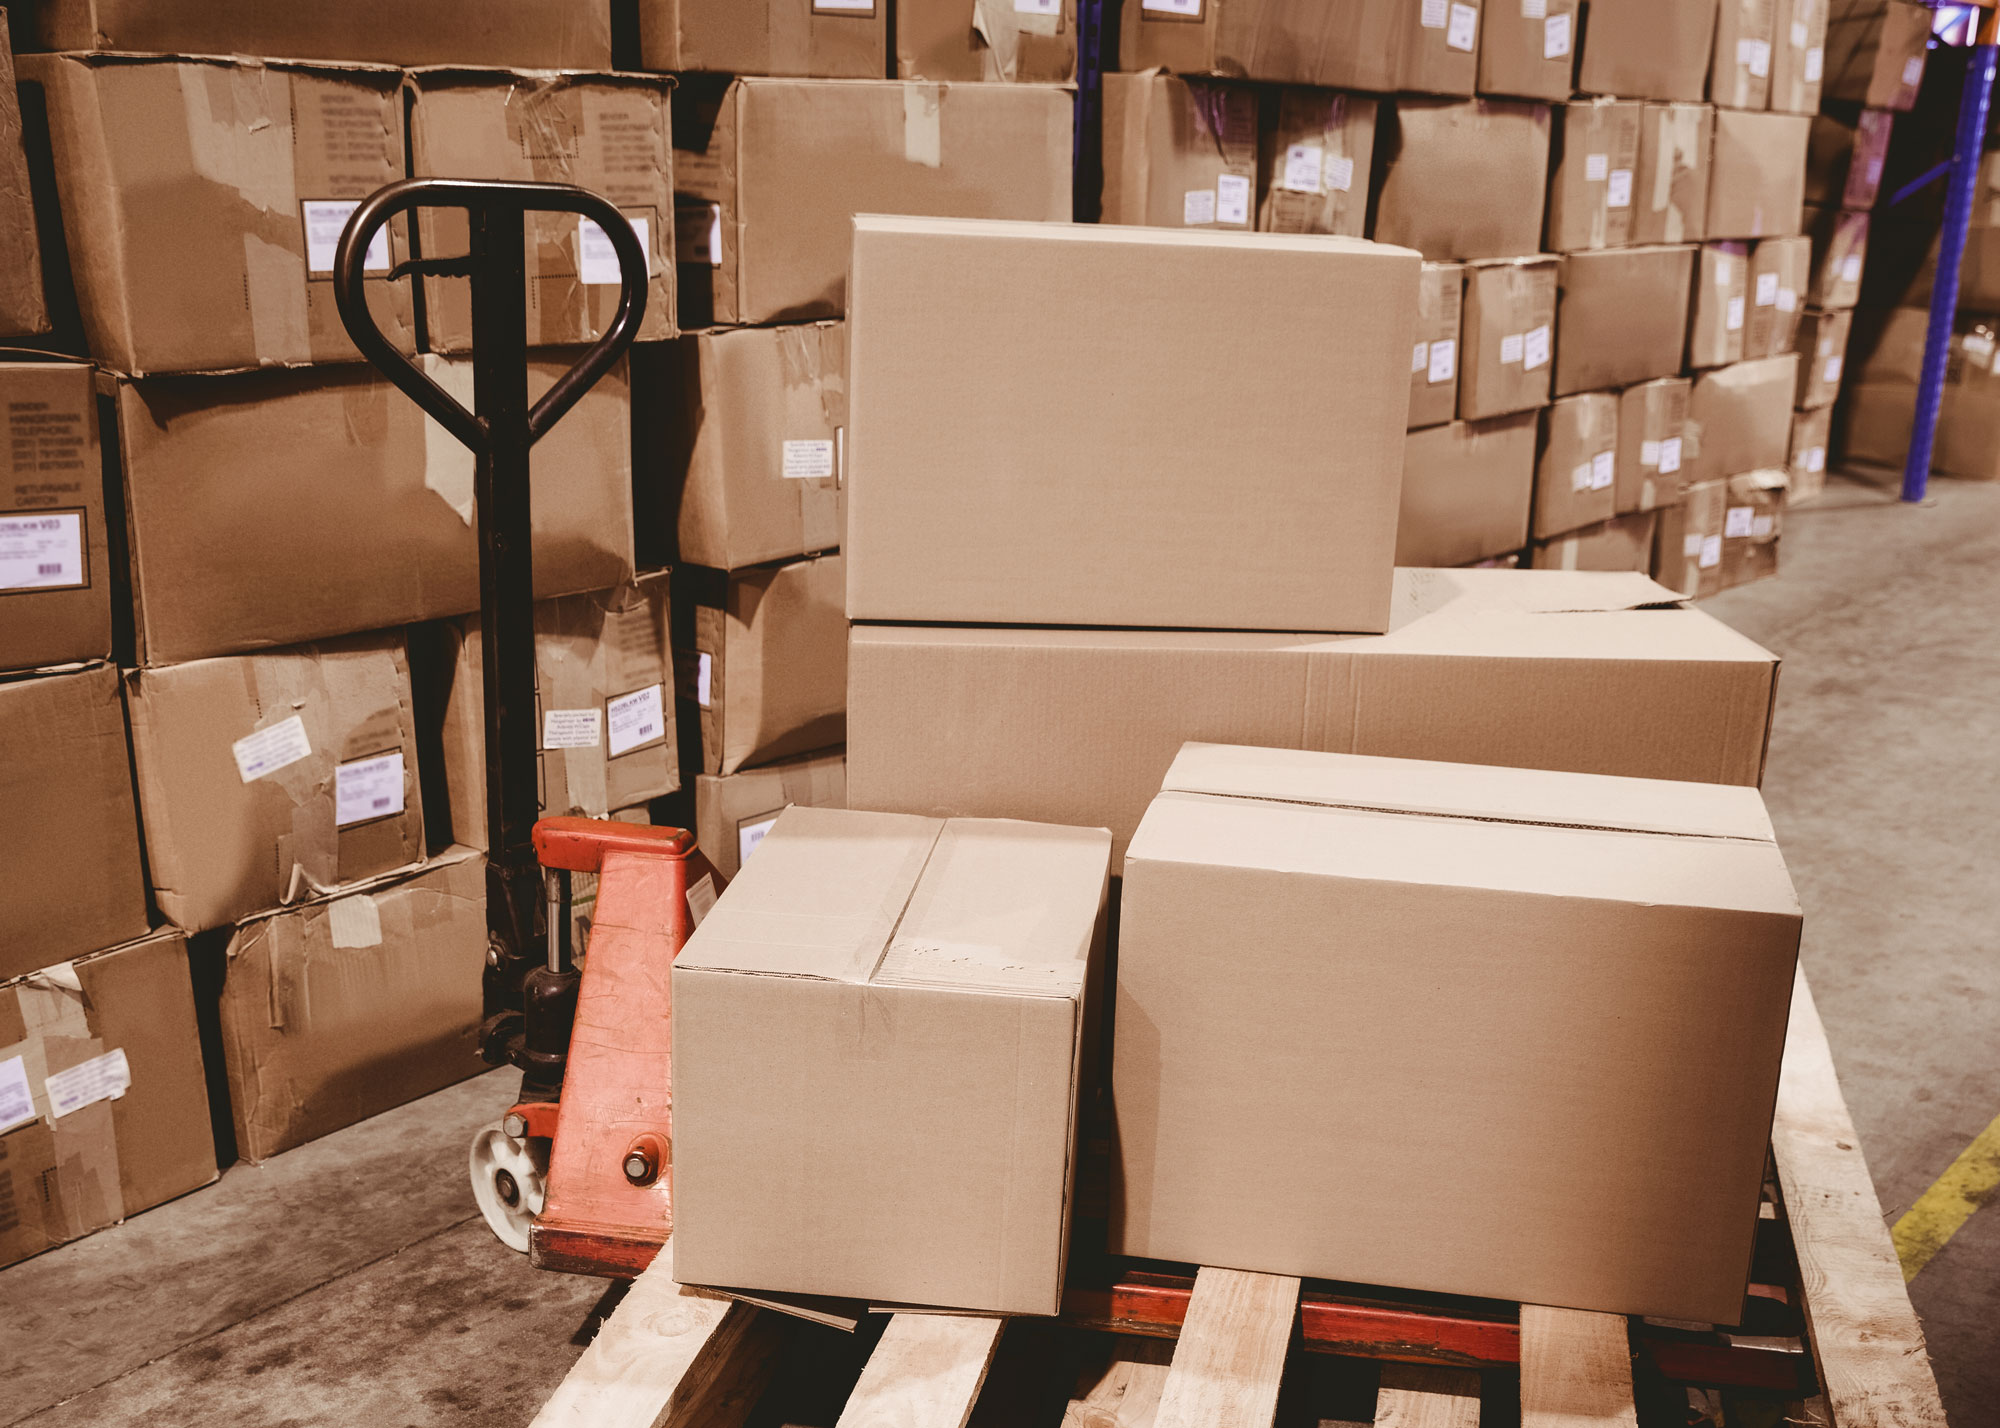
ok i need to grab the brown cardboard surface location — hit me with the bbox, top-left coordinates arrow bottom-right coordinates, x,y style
0,25 -> 48,338
1688,355 -> 1801,485
1477,0 -> 1577,101
1713,0 -> 1778,111
1532,509 -> 1660,571
1534,392 -> 1619,540
1746,236 -> 1813,360
677,554 -> 845,776
1822,0 -> 1929,110
1795,308 -> 1853,409
219,849 -> 486,1163
1459,257 -> 1556,421
0,664 -> 148,982
847,567 -> 1782,869
694,747 -> 846,879
126,632 -> 425,934
1707,111 -> 1812,241
407,70 -> 674,354
1101,72 -> 1259,231
1632,103 -> 1712,246
1722,468 -> 1788,589
676,78 -> 1072,326
1770,0 -> 1830,114
898,0 -> 1077,81
1805,203 -> 1869,309
846,215 -> 1417,633
1545,100 -> 1641,253
1616,377 -> 1690,515
116,356 -> 632,666
1576,0 -> 1717,101
1395,0 -> 1483,96
0,361 -> 110,672
1408,261 -> 1464,429
1373,99 -> 1550,262
641,0 -> 887,77
1655,479 -> 1730,597
1257,88 -> 1376,237
1689,241 -> 1752,372
1554,245 -> 1695,395
1937,327 -> 2000,480
1119,0 -> 1402,90
1789,405 -> 1833,501
19,53 -> 413,377
671,807 -> 1109,1314
1396,414 -> 1535,568
0,927 -> 216,1271
1806,109 -> 1892,209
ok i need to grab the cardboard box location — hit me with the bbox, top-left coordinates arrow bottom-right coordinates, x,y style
1807,109 -> 1893,209
1689,241 -> 1752,372
1937,326 -> 2000,480
115,357 -> 633,666
1119,0 -> 1401,90
1258,88 -> 1376,237
0,664 -> 149,982
694,749 -> 846,880
1770,0 -> 1830,114
1746,236 -> 1812,360
1822,0 -> 1930,110
652,321 -> 844,572
0,25 -> 48,338
1788,406 -> 1833,500
676,554 -> 845,776
20,53 -> 412,377
1114,743 -> 1801,1321
1477,0 -> 1578,101
1396,414 -> 1536,568
1545,101 -> 1641,253
1408,261 -> 1465,429
642,0 -> 887,77
1688,355 -> 1800,484
1576,0 -> 1717,102
1373,99 -> 1551,262
1632,103 -> 1712,246
846,215 -> 1418,633
1805,204 -> 1868,309
1713,0 -> 1778,111
1722,468 -> 1788,588
675,78 -> 1072,326
1534,393 -> 1619,540
848,568 -> 1783,868
1655,479 -> 1730,597
0,928 -> 217,1271
671,807 -> 1109,1315
1555,245 -> 1695,395
898,0 -> 1077,81
442,576 -> 677,852
1101,73 -> 1259,231
407,70 -> 674,354
1,362 -> 110,672
1396,0 -> 1484,96
1795,308 -> 1853,408
218,850 -> 486,1163
1617,377 -> 1690,514
1531,509 -> 1660,571
1460,257 -> 1557,420
1707,112 -> 1811,241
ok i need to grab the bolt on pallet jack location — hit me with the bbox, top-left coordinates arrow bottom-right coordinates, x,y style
335,179 -> 715,1275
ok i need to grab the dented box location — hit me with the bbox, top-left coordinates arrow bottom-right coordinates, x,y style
1258,88 -> 1376,238
1689,241 -> 1752,372
1707,111 -> 1811,241
694,748 -> 847,880
641,0 -> 887,78
1374,99 -> 1551,262
1555,245 -> 1695,395
1632,103 -> 1712,246
1576,0 -> 1717,101
1534,392 -> 1619,540
1688,355 -> 1801,484
1746,236 -> 1812,361
1617,377 -> 1691,515
898,0 -> 1078,81
1545,100 -> 1642,253
1408,262 -> 1465,429
1101,72 -> 1259,231
1460,257 -> 1557,420
1120,0 -> 1403,90
1477,0 -> 1578,101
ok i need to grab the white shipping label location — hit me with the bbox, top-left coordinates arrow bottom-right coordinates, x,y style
1544,12 -> 1571,57
1570,461 -> 1594,493
1215,173 -> 1252,225
1700,533 -> 1723,568
738,816 -> 779,867
0,1056 -> 33,1135
814,0 -> 876,8
783,439 -> 836,479
1412,340 -> 1430,374
301,200 -> 389,276
696,651 -> 713,709
1521,0 -> 1546,15
1684,534 -> 1705,558
1016,0 -> 1061,12
1183,188 -> 1217,226
232,715 -> 312,784
1500,332 -> 1525,364
1755,271 -> 1779,307
45,1049 -> 130,1119
335,751 -> 405,828
1807,445 -> 1826,472
1325,155 -> 1355,192
1726,295 -> 1746,331
1903,56 -> 1924,86
1725,505 -> 1756,538
607,684 -> 667,757
1824,355 -> 1844,385
1422,0 -> 1447,26
1523,324 -> 1551,371
1606,168 -> 1632,209
1841,254 -> 1863,283
580,215 -> 651,286
1791,19 -> 1807,47
0,511 -> 85,591
1283,144 -> 1325,193
1446,2 -> 1477,50
686,872 -> 717,927
1585,152 -> 1609,183
542,709 -> 603,750
1748,40 -> 1770,78
1777,286 -> 1799,313
1428,338 -> 1457,384
1590,450 -> 1615,489
1641,439 -> 1662,467
1659,436 -> 1683,474
1806,47 -> 1823,82
1752,514 -> 1775,537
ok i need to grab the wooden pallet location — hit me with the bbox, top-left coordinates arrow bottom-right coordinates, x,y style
529,968 -> 1949,1428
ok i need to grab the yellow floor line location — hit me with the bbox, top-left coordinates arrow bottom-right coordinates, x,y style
1892,1108 -> 2000,1282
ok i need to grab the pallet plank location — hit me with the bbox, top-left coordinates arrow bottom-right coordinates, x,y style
1773,968 -> 1950,1428
835,1312 -> 1006,1428
1153,1268 -> 1300,1428
1518,1305 -> 1637,1428
1062,1339 -> 1175,1428
1376,1363 -> 1482,1427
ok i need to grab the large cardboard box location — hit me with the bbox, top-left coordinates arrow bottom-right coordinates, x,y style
1396,414 -> 1536,568
641,0 -> 887,77
694,749 -> 846,880
1789,405 -> 1833,501
441,576 -> 677,851
1821,0 -> 1930,110
126,633 -> 426,934
1118,0 -> 1401,90
1795,308 -> 1853,408
1806,109 -> 1893,210
0,664 -> 149,982
1533,393 -> 1618,540
1746,236 -> 1813,360
1688,356 -> 1801,484
115,358 -> 633,666
1545,100 -> 1641,254
846,215 -> 1418,633
1459,257 -> 1556,421
1373,99 -> 1550,262
1617,378 -> 1690,514
1632,103 -> 1712,246
1689,242 -> 1752,372
898,0 -> 1077,81
1477,0 -> 1577,101
675,78 -> 1072,326
21,54 -> 412,377
0,25 -> 48,338
218,850 -> 486,1163
1395,0 -> 1484,97
1531,510 -> 1660,572
1115,743 -> 1801,1321
0,929 -> 217,1271
1805,204 -> 1869,309
1713,0 -> 1778,111
1555,245 -> 1695,395
407,70 -> 674,354
0,362 -> 110,672
676,555 -> 845,776
1408,261 -> 1465,429
1655,479 -> 1730,597
1101,73 -> 1259,231
1258,88 -> 1376,237
1770,0 -> 1830,115
671,807 -> 1109,1315
848,568 -> 1782,868
1707,112 -> 1812,241
1575,0 -> 1717,102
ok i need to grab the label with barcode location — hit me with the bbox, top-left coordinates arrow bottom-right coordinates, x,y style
1590,451 -> 1615,489
543,709 -> 603,750
1215,173 -> 1251,226
1543,12 -> 1571,57
1659,437 -> 1683,474
335,751 -> 405,827
1725,506 -> 1756,538
1523,324 -> 1551,371
0,1056 -> 33,1135
1755,272 -> 1779,306
686,872 -> 717,927
1282,144 -> 1324,193
1747,39 -> 1770,77
1446,2 -> 1477,51
738,815 -> 780,867
1700,534 -> 1723,568
783,439 -> 836,479
0,511 -> 85,592
1142,0 -> 1200,11
1606,169 -> 1632,209
302,199 -> 389,276
1726,295 -> 1746,331
608,684 -> 666,758
580,214 -> 651,286
233,715 -> 312,783
1428,338 -> 1456,384
1015,0 -> 1060,12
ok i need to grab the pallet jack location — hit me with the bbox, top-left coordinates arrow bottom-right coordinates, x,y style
334,180 -> 713,1275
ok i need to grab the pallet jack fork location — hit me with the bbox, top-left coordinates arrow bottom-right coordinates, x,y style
334,179 -> 712,1272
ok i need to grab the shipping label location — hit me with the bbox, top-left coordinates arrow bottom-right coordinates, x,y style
1584,152 -> 1609,183
45,1049 -> 130,1119
1282,144 -> 1324,194
1543,12 -> 1571,57
783,439 -> 837,480
1590,451 -> 1615,489
579,214 -> 653,286
233,715 -> 312,784
1325,155 -> 1355,192
1428,339 -> 1457,384
301,199 -> 390,277
608,684 -> 666,757
1641,439 -> 1661,468
1446,3 -> 1478,51
1700,533 -> 1723,568
0,1056 -> 33,1135
1726,295 -> 1746,331
0,510 -> 85,593
335,751 -> 405,828
1183,188 -> 1217,226
1725,506 -> 1756,538
543,709 -> 603,750
1142,0 -> 1203,15
1606,169 -> 1632,209
1659,437 -> 1683,474
1215,173 -> 1252,226
1412,340 -> 1430,375
738,814 -> 781,868
1523,324 -> 1551,371
1755,272 -> 1779,307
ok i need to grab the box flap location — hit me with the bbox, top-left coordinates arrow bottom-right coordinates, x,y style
852,210 -> 1418,262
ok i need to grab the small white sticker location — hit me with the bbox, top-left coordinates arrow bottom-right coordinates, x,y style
1183,188 -> 1217,225
0,511 -> 85,592
45,1048 -> 131,1119
1748,39 -> 1771,78
1325,155 -> 1355,192
1428,338 -> 1457,384
233,715 -> 312,784
1806,48 -> 1824,82
1841,254 -> 1863,283
1752,514 -> 1775,538
1700,534 -> 1723,568
738,816 -> 779,867
1585,152 -> 1609,183
1903,55 -> 1924,87
542,709 -> 603,750
1142,0 -> 1201,10
783,439 -> 836,479
1282,144 -> 1324,193
686,871 -> 717,927
335,751 -> 405,827
1606,169 -> 1632,209
1215,173 -> 1252,226
1791,19 -> 1807,47
1641,439 -> 1662,468
1684,534 -> 1705,558
1807,446 -> 1826,472
1824,355 -> 1844,385
1446,2 -> 1478,51
1715,255 -> 1734,285
1777,287 -> 1799,313
1015,0 -> 1060,12
696,651 -> 713,709
1521,0 -> 1546,15
1659,437 -> 1683,474
1755,271 -> 1779,307
1725,505 -> 1756,538
1421,0 -> 1447,26
608,684 -> 666,758
301,199 -> 389,276
813,0 -> 875,9
0,1055 -> 33,1135
580,215 -> 651,286
1590,451 -> 1615,489
1544,12 -> 1571,57
1412,340 -> 1430,375
1570,461 -> 1594,493
676,201 -> 723,267
1726,295 -> 1746,331
1867,155 -> 1884,186
1523,324 -> 1551,371
1500,332 -> 1525,364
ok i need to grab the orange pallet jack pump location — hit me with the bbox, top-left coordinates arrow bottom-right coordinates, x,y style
334,180 -> 710,1274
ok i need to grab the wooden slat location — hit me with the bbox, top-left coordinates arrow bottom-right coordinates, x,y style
1062,1339 -> 1175,1428
1152,1268 -> 1300,1428
1376,1363 -> 1482,1427
1773,968 -> 1950,1428
835,1312 -> 1006,1428
1517,1305 -> 1638,1428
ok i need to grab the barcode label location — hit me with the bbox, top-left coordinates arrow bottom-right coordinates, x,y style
335,751 -> 405,827
0,511 -> 85,592
301,199 -> 390,276
608,684 -> 666,758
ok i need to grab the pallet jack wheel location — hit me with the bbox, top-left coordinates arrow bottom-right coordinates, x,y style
470,1121 -> 549,1253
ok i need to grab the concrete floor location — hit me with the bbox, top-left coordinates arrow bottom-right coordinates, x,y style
3,473 -> 1996,1428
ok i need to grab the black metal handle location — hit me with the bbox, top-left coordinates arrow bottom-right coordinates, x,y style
331,177 -> 649,454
